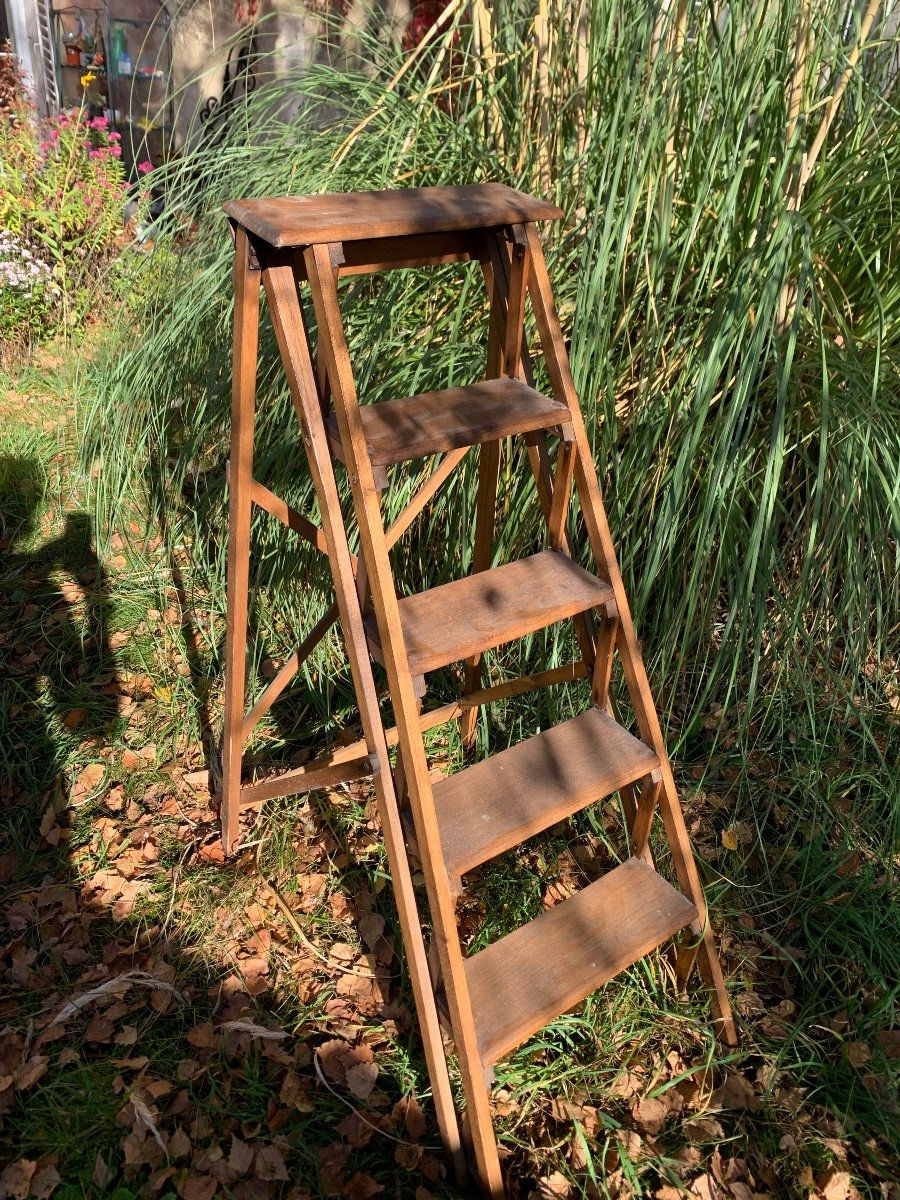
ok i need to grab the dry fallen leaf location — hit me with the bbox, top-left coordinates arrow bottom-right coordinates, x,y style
690,1174 -> 719,1200
848,1041 -> 871,1067
344,1173 -> 385,1200
92,1153 -> 111,1189
401,1095 -> 427,1142
72,762 -> 104,805
12,1055 -> 48,1091
181,1176 -> 217,1200
197,840 -> 225,865
30,1163 -> 61,1199
682,1116 -> 725,1142
631,1095 -> 668,1136
317,1040 -> 350,1083
346,1061 -> 379,1101
254,1144 -> 289,1182
707,1072 -> 759,1113
187,1022 -> 215,1049
121,749 -> 141,773
229,1135 -> 255,1176
816,1168 -> 852,1200
534,1172 -> 571,1198
0,1160 -> 37,1200
280,1069 -> 315,1113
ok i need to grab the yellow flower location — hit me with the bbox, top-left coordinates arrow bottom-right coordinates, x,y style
80,70 -> 95,87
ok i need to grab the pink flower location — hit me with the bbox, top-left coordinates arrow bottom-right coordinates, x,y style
137,160 -> 153,175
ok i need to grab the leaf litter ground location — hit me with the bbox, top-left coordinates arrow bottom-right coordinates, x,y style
1,367 -> 898,1200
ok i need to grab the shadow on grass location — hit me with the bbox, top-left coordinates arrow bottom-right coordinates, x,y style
0,456 -> 117,863
0,458 -> 461,1199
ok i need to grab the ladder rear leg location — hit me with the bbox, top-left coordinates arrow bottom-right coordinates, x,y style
221,227 -> 260,855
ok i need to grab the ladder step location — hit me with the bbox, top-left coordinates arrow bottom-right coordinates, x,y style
434,708 -> 659,878
466,858 -> 698,1065
367,550 -> 613,675
327,378 -> 570,466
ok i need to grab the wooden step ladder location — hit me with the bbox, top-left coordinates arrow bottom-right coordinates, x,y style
219,184 -> 736,1197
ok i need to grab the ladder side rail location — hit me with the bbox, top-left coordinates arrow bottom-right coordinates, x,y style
303,240 -> 505,1198
261,252 -> 468,1179
221,228 -> 261,853
523,223 -> 737,1046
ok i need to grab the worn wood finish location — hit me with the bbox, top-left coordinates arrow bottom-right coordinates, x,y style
502,225 -> 529,378
336,230 -> 477,275
482,231 -> 597,678
303,240 -> 504,1195
327,378 -> 569,467
456,660 -> 587,710
289,232 -> 477,284
547,434 -> 576,549
262,253 -> 467,1181
461,231 -> 513,747
434,708 -> 659,878
630,770 -> 662,860
366,549 -> 614,676
466,858 -> 698,1065
591,600 -> 618,710
221,188 -> 736,1195
221,227 -> 260,855
224,184 -> 562,248
239,754 -> 373,808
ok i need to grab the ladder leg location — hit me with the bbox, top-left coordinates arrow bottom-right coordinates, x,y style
261,255 -> 468,1183
461,437 -> 501,746
221,227 -> 260,855
523,223 -> 737,1048
460,233 -> 514,747
591,599 -> 618,709
656,775 -> 737,1044
305,242 -> 505,1198
629,769 -> 661,863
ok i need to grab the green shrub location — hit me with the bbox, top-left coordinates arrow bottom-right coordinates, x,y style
0,231 -> 60,358
0,52 -> 131,346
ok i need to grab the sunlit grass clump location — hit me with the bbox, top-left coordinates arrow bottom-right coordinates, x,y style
82,0 -> 899,742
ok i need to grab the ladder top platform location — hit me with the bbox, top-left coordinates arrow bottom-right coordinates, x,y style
224,183 -> 563,248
